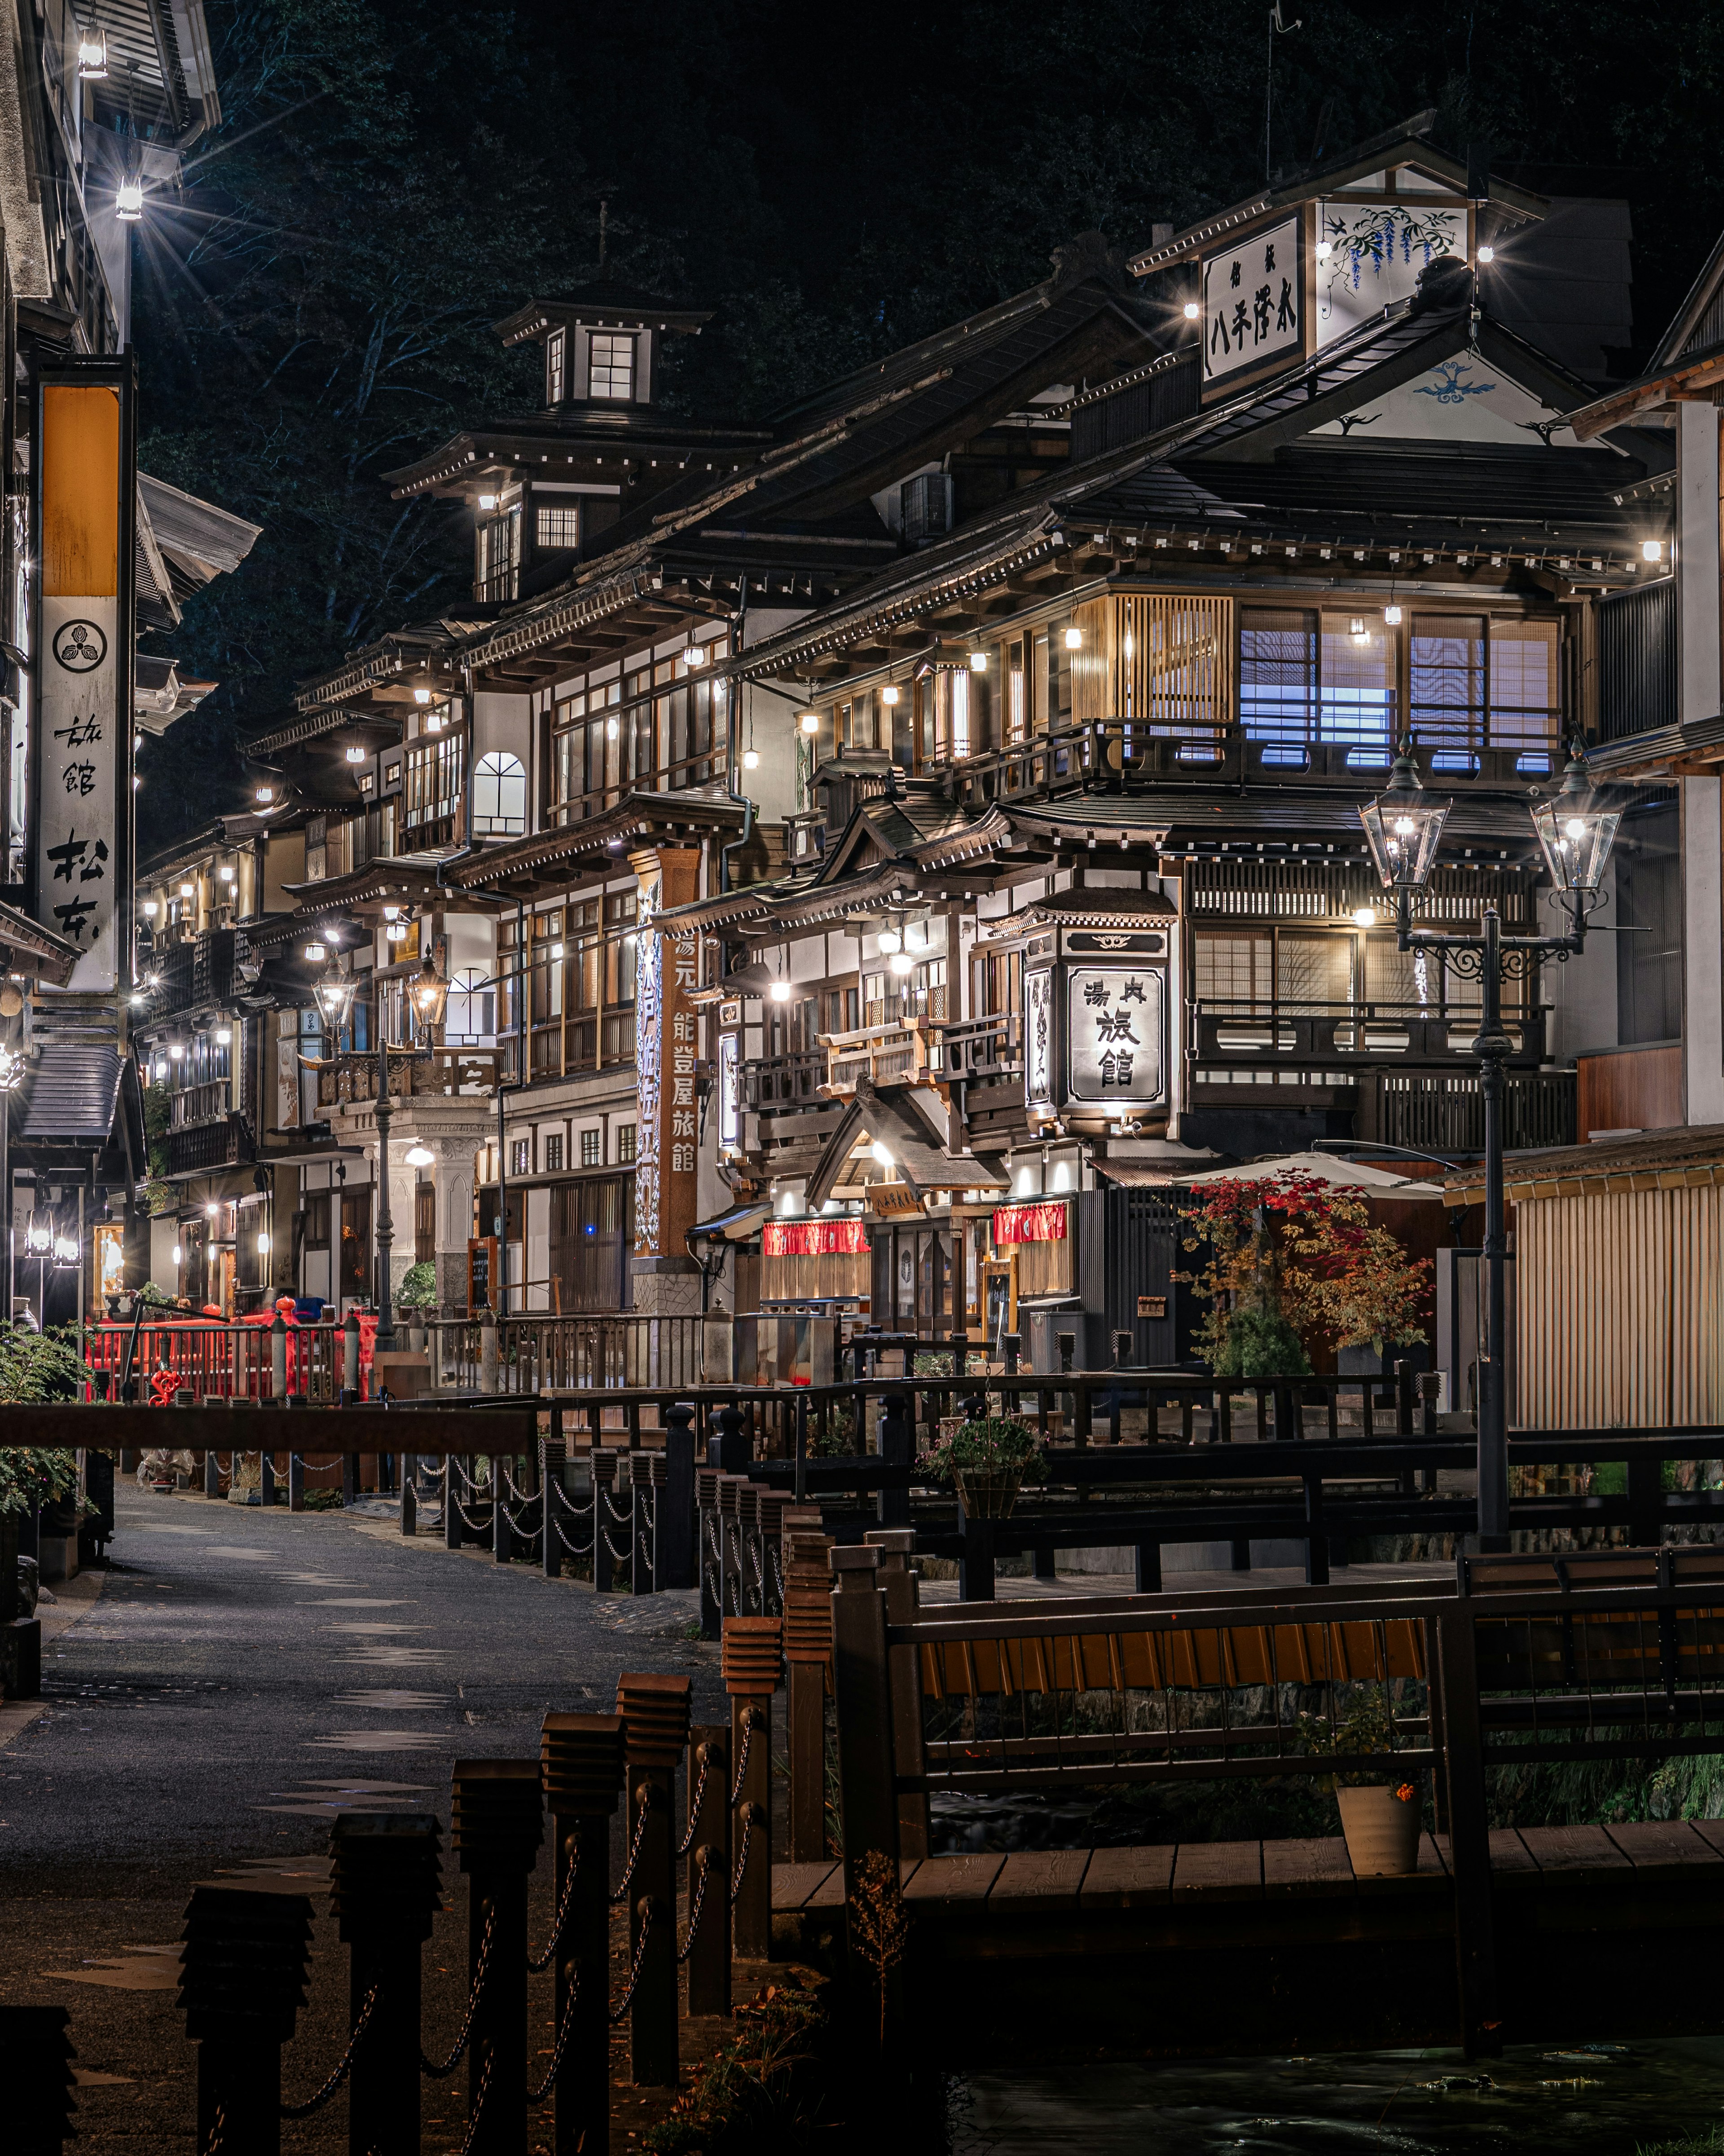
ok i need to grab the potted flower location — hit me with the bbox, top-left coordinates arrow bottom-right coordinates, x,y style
1300,1687 -> 1422,1876
919,1414 -> 1047,1518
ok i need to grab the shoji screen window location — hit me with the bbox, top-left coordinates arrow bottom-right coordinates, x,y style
1240,608 -> 1319,762
1488,619 -> 1560,770
1320,613 -> 1398,763
1411,615 -> 1486,769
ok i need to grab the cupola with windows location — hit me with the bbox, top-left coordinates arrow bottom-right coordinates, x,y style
492,285 -> 714,414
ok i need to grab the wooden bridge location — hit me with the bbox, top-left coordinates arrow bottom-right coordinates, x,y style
778,1543 -> 1724,2061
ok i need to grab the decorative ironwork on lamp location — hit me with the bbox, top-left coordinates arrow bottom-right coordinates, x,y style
1530,740 -> 1622,896
312,955 -> 356,1032
1359,738 -> 1450,894
410,953 -> 448,1030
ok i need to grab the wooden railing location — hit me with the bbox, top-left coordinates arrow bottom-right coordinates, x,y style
825,1018 -> 939,1096
431,1311 -> 703,1392
169,1077 -> 232,1128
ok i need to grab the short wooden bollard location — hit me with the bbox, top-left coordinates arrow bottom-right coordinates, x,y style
616,1671 -> 691,2087
451,1759 -> 543,2152
784,1531 -> 834,1863
479,1305 -> 501,1393
288,1453 -> 305,1512
203,1450 -> 220,1499
721,1615 -> 782,1961
178,1884 -> 314,2156
400,1459 -> 417,1536
493,1456 -> 512,1564
342,1309 -> 362,1405
445,1458 -> 463,1549
328,1812 -> 441,2156
0,2003 -> 77,2153
541,1713 -> 626,2156
830,1546 -> 898,1904
685,1723 -> 731,2017
260,1451 -> 277,1507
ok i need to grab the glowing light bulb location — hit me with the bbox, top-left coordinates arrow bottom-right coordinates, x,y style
257,1232 -> 271,1256
413,688 -> 432,705
346,745 -> 366,763
115,179 -> 143,222
477,493 -> 497,510
1393,816 -> 1416,838
1315,239 -> 1333,261
1565,817 -> 1588,842
769,980 -> 792,1003
1064,626 -> 1083,651
1352,907 -> 1377,928
1476,244 -> 1495,264
1384,604 -> 1403,626
255,786 -> 274,803
889,951 -> 914,976
1182,300 -> 1199,319
1643,539 -> 1664,563
969,650 -> 987,672
799,712 -> 819,734
877,929 -> 902,954
870,1141 -> 894,1168
742,748 -> 760,770
170,1244 -> 182,1266
215,1027 -> 232,1046
881,684 -> 900,706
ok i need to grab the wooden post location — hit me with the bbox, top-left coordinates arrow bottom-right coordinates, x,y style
866,1529 -> 928,1859
593,1451 -> 616,1594
876,1392 -> 911,1529
697,1467 -> 721,1638
829,1547 -> 898,1902
685,1724 -> 731,2018
400,1459 -> 417,1537
661,1402 -> 697,1588
721,1617 -> 781,1962
540,1715 -> 625,2156
203,1448 -> 220,1499
287,1452 -> 304,1513
957,1497 -> 995,1603
784,1531 -> 834,1864
450,1760 -> 542,2154
492,1456 -> 511,1565
479,1305 -> 501,1394
0,2004 -> 76,2153
328,1812 -> 441,2156
444,1457 -> 462,1550
259,1451 -> 276,1508
541,1429 -> 565,1580
178,1885 -> 314,2156
616,1672 -> 691,2088
342,1308 -> 361,1405
1302,1469 -> 1330,1587
1435,1603 -> 1499,2058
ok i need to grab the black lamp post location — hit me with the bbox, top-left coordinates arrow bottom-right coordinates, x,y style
1360,738 -> 1621,1548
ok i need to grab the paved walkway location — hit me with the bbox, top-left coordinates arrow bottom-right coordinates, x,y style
0,1484 -> 728,2150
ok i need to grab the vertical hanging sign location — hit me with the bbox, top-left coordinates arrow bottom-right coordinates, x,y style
32,360 -> 133,994
630,847 -> 701,1261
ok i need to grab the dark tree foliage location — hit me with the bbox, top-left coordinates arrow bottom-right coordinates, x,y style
135,0 -> 1724,851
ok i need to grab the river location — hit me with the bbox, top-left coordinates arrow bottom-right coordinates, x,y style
949,2040 -> 1724,2153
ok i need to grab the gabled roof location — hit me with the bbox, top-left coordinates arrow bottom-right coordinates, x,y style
1127,114 -> 1545,276
805,1076 -> 1007,1210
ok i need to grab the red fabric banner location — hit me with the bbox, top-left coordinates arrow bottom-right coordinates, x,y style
992,1200 -> 1069,1246
763,1217 -> 871,1258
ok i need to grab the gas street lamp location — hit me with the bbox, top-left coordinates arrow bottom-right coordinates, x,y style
1361,737 -> 1619,1548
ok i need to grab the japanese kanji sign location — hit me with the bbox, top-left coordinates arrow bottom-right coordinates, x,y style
1201,213 -> 1302,395
34,374 -> 131,993
1066,967 -> 1166,1107
632,848 -> 701,1258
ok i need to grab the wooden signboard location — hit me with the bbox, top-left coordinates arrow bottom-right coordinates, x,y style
466,1235 -> 497,1315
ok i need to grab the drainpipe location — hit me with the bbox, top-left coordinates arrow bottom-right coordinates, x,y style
717,575 -> 757,896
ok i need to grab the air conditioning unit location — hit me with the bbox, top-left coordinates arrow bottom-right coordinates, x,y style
900,472 -> 952,547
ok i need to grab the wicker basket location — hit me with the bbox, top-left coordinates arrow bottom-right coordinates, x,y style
954,1468 -> 1023,1520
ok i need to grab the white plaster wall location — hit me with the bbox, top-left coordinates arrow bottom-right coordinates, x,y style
1545,858 -> 1621,1066
526,1186 -> 550,1311
471,690 -> 534,772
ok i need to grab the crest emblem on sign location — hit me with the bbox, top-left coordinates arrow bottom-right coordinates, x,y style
52,619 -> 107,672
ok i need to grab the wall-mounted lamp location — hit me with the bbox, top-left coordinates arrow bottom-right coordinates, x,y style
799,713 -> 819,735
1064,626 -> 1083,650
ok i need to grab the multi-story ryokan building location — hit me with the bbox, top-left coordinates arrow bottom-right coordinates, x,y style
130,115 -> 1698,1378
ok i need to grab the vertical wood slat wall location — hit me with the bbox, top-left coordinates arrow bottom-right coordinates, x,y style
1070,595 -> 1235,735
1515,1186 -> 1724,1429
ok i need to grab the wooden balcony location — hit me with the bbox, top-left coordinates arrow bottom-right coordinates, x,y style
741,1049 -> 828,1114
165,1112 -> 255,1178
317,1047 -> 502,1109
824,1019 -> 940,1098
169,1078 -> 231,1129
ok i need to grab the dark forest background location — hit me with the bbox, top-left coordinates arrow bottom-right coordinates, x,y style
132,0 -> 1724,852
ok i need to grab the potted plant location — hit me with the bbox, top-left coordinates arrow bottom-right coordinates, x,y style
1300,1686 -> 1422,1876
918,1413 -> 1047,1518
396,1261 -> 440,1350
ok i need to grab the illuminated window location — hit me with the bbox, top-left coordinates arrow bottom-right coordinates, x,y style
536,504 -> 580,550
472,751 -> 527,836
617,1122 -> 637,1164
546,328 -> 565,405
589,333 -> 636,401
544,1133 -> 564,1172
510,1138 -> 531,1176
581,1128 -> 601,1167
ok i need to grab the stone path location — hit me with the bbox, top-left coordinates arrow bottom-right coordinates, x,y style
0,1484 -> 728,2150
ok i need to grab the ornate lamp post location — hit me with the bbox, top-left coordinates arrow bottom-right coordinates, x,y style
1360,740 -> 1621,1548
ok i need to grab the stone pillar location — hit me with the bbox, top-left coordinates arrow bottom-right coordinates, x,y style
629,846 -> 704,1318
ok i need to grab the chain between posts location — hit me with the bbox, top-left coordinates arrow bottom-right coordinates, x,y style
526,1966 -> 581,2105
729,1808 -> 758,1905
420,1906 -> 496,2078
675,1749 -> 712,1859
279,1982 -> 379,2116
454,2047 -> 496,2156
608,1796 -> 653,1904
526,1843 -> 581,1974
728,1712 -> 753,1804
608,1900 -> 656,2023
677,1849 -> 717,1962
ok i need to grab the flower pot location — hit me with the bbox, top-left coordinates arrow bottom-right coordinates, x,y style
1336,1781 -> 1421,1876
954,1468 -> 1022,1519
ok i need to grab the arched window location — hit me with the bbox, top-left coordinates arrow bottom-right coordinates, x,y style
446,966 -> 494,1045
472,751 -> 526,836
